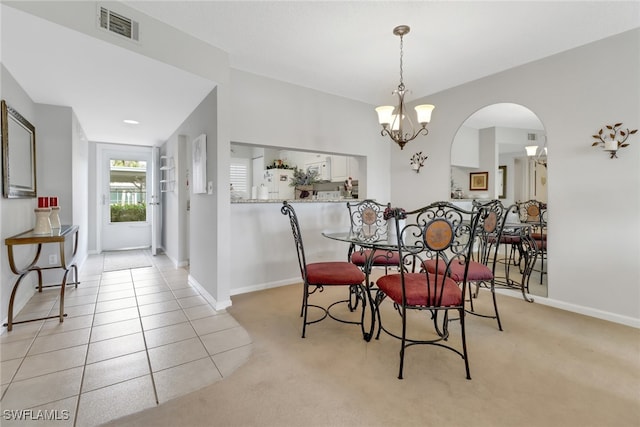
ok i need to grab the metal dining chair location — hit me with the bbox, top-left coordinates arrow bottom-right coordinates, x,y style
422,200 -> 513,330
280,201 -> 367,338
346,199 -> 401,273
374,201 -> 483,379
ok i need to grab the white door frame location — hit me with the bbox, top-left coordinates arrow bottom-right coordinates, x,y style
96,143 -> 154,252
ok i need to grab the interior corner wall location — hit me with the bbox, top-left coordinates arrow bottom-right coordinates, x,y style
393,28 -> 640,324
71,111 -> 89,267
0,65 -> 38,325
163,88 -> 220,303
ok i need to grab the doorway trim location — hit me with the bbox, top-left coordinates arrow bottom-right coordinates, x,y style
96,143 -> 154,253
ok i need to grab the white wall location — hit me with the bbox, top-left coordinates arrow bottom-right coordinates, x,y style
0,66 -> 89,325
230,202 -> 350,295
230,70 -> 389,201
0,65 -> 39,324
225,70 -> 391,295
162,89 -> 225,306
393,28 -> 640,325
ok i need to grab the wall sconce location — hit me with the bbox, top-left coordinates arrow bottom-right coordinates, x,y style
592,122 -> 637,158
410,152 -> 427,173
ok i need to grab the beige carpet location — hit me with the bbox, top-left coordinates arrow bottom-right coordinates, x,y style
106,279 -> 640,427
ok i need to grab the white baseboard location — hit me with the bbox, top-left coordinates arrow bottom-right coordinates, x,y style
496,289 -> 639,328
227,280 -> 639,329
230,277 -> 300,296
188,274 -> 232,311
162,252 -> 189,269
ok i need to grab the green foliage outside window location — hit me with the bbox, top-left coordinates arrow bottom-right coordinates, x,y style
111,203 -> 147,222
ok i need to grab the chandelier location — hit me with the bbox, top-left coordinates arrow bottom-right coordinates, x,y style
375,25 -> 435,150
525,136 -> 547,168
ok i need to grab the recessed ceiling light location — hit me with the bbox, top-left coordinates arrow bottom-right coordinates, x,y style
123,119 -> 139,125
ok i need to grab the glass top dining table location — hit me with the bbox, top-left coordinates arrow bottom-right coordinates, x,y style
322,230 -> 402,341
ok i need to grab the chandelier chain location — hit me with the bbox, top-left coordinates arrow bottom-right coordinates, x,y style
398,34 -> 405,90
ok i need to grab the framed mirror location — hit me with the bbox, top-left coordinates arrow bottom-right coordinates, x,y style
2,100 -> 37,198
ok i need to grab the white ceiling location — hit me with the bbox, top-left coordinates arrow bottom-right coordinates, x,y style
2,1 -> 639,146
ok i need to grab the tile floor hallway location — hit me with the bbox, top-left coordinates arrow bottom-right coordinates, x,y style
0,251 -> 252,426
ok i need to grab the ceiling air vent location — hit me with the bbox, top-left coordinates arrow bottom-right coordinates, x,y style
99,6 -> 139,41
527,133 -> 537,141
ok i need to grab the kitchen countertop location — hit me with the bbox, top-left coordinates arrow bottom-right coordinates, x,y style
231,198 -> 362,204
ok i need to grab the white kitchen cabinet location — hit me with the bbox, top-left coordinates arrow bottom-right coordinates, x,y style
330,155 -> 358,182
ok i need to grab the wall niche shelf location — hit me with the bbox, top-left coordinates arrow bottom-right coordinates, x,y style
160,155 -> 175,193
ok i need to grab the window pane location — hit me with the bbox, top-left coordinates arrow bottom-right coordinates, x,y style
109,159 -> 147,222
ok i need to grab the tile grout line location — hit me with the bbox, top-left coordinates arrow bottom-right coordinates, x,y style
155,265 -> 227,379
0,295 -> 51,402
72,260 -> 104,427
131,266 -> 161,406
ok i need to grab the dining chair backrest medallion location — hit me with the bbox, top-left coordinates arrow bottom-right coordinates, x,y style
346,199 -> 391,242
517,199 -> 546,223
470,199 -> 517,268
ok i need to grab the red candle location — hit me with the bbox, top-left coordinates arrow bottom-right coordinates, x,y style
38,197 -> 49,208
49,197 -> 58,207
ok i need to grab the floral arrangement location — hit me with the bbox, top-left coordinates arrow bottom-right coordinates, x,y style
383,207 -> 407,220
289,167 -> 320,187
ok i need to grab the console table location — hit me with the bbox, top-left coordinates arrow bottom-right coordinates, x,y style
4,225 -> 79,331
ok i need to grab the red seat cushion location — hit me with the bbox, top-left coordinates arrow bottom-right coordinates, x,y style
422,259 -> 493,282
535,239 -> 547,249
351,249 -> 400,266
499,234 -> 521,244
306,262 -> 365,286
376,272 -> 462,307
531,232 -> 547,241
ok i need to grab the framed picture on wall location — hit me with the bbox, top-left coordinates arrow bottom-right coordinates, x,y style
469,172 -> 488,191
192,134 -> 207,194
498,165 -> 507,199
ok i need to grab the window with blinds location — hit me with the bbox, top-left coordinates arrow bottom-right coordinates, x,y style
230,159 -> 249,193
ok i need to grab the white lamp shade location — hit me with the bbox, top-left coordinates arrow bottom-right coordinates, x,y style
525,145 -> 538,156
390,114 -> 404,131
414,104 -> 435,124
375,106 -> 394,125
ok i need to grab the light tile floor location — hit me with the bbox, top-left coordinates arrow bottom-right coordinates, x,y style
0,251 -> 252,426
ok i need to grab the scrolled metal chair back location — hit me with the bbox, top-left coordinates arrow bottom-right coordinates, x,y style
393,201 -> 481,307
471,200 -> 514,268
517,199 -> 543,223
281,202 -> 308,284
346,199 -> 390,242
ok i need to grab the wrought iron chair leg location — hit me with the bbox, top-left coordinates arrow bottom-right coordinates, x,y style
460,307 -> 471,380
301,283 -> 309,338
398,307 -> 407,380
491,281 -> 503,331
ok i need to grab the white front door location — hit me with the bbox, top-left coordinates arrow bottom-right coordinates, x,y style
100,146 -> 153,251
